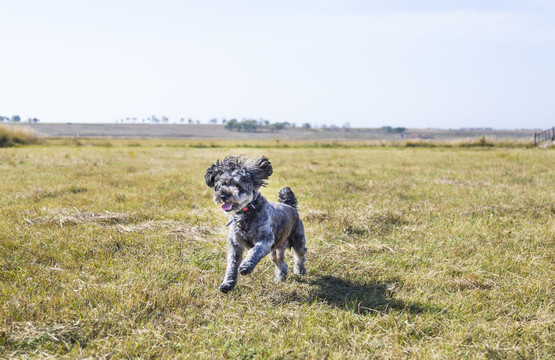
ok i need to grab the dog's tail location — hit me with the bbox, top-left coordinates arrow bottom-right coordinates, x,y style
278,187 -> 298,209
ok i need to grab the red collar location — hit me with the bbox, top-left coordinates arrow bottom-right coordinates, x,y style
226,203 -> 255,226
238,204 -> 252,213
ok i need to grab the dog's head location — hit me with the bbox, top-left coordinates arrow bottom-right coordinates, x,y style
205,156 -> 273,213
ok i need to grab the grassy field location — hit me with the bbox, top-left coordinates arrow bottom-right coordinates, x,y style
1,140 -> 554,359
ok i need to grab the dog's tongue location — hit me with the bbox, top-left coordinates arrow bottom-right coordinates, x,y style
221,203 -> 233,211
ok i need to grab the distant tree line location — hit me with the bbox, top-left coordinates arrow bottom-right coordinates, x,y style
116,116 -> 408,133
224,119 -> 296,133
117,116 -> 304,130
0,115 -> 40,123
380,126 -> 406,133
118,115 -> 173,124
116,116 -> 243,125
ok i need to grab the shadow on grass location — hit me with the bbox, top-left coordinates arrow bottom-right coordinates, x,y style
295,275 -> 439,315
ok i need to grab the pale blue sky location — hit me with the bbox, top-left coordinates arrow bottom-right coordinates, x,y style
1,0 -> 554,128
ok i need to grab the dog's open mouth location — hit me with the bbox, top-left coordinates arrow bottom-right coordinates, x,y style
221,203 -> 234,212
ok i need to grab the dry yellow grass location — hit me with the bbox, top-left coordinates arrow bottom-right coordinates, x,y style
0,141 -> 553,358
0,124 -> 40,147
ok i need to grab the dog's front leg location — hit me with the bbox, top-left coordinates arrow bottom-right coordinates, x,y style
219,239 -> 244,293
238,233 -> 274,275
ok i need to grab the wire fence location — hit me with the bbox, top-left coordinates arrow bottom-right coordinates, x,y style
534,127 -> 555,146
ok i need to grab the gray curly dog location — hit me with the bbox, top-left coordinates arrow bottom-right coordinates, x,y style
205,155 -> 307,293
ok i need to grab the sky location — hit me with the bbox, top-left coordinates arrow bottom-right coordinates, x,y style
1,0 -> 554,129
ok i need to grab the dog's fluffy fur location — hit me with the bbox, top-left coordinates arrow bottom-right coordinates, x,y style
205,155 -> 307,292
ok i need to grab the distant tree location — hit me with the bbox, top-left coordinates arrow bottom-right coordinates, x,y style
225,119 -> 239,131
302,123 -> 311,129
241,120 -> 258,131
188,118 -> 193,124
381,126 -> 406,134
224,119 -> 293,133
270,122 -> 286,132
209,118 -> 218,124
11,115 -> 21,122
225,119 -> 258,132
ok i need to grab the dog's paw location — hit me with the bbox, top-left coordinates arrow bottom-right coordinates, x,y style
238,264 -> 253,275
273,274 -> 287,282
294,266 -> 307,276
219,281 -> 236,293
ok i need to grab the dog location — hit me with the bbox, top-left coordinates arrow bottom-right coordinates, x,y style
204,155 -> 307,293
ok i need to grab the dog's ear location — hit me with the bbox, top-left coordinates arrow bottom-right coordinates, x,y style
247,156 -> 273,187
204,161 -> 220,188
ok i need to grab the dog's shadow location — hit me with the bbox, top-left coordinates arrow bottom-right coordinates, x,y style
293,275 -> 436,315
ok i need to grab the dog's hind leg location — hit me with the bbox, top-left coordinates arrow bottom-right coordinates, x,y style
292,240 -> 307,276
290,222 -> 307,276
270,246 -> 288,281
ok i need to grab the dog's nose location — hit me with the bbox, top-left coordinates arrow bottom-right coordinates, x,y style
220,193 -> 229,201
